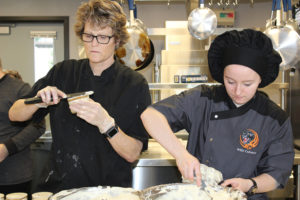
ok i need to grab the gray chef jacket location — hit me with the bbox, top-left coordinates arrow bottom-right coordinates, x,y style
152,84 -> 294,199
0,74 -> 45,185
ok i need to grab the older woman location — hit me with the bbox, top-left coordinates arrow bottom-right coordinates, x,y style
9,0 -> 151,192
141,29 -> 294,199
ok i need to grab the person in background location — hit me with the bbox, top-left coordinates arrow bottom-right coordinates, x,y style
3,69 -> 23,80
0,58 -> 45,197
141,29 -> 294,199
8,0 -> 151,193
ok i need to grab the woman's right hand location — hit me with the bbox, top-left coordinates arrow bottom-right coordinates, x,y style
36,86 -> 67,106
176,151 -> 202,187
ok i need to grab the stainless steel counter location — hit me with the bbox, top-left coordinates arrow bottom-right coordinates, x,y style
294,149 -> 300,165
135,139 -> 182,167
136,139 -> 300,199
132,139 -> 184,190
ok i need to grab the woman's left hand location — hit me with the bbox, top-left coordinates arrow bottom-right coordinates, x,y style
68,98 -> 114,133
0,144 -> 9,163
220,178 -> 253,192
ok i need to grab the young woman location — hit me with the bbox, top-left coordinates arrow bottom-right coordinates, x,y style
141,29 -> 294,199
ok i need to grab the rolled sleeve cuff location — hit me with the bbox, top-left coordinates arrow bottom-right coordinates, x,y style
3,139 -> 18,155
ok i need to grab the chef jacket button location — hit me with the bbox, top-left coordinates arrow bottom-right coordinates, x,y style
214,114 -> 218,119
209,138 -> 213,142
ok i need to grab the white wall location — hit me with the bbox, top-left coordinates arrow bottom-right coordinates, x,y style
0,0 -> 83,59
234,1 -> 271,28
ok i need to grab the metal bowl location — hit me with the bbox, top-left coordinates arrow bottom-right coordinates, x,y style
140,183 -> 247,200
49,186 -> 140,200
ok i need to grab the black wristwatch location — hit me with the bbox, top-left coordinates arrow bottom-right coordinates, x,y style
104,124 -> 119,138
246,178 -> 258,196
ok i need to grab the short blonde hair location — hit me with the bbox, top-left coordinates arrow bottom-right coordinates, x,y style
74,0 -> 129,48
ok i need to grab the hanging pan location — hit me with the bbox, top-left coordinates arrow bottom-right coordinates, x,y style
132,1 -> 154,71
115,0 -> 154,71
264,0 -> 300,69
187,0 -> 217,40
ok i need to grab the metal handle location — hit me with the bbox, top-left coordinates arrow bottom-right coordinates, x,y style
272,0 -> 276,11
282,0 -> 288,12
269,0 -> 276,23
275,0 -> 282,26
127,0 -> 134,10
287,0 -> 293,20
24,96 -> 45,104
287,0 -> 292,11
199,0 -> 205,7
128,0 -> 135,25
133,2 -> 137,18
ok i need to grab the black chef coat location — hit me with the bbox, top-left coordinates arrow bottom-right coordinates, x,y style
25,59 -> 151,193
152,84 -> 294,200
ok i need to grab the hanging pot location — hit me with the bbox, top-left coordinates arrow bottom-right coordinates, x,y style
132,1 -> 154,71
115,0 -> 154,71
187,0 -> 217,40
264,0 -> 300,69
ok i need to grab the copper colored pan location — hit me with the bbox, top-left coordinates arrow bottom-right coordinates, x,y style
115,0 -> 154,71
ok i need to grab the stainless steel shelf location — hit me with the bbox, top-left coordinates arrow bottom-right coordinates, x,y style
148,82 -> 289,90
148,82 -> 220,90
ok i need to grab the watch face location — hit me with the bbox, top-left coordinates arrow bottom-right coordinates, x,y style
106,126 -> 118,138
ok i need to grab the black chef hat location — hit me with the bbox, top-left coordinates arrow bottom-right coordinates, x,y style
208,29 -> 282,88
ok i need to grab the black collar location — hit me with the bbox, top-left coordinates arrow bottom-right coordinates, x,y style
83,59 -> 118,83
210,91 -> 257,120
227,93 -> 256,110
0,74 -> 8,84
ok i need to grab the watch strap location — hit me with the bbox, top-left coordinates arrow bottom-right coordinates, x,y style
246,178 -> 257,196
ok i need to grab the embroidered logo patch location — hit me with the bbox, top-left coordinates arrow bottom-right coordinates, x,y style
239,129 -> 259,150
